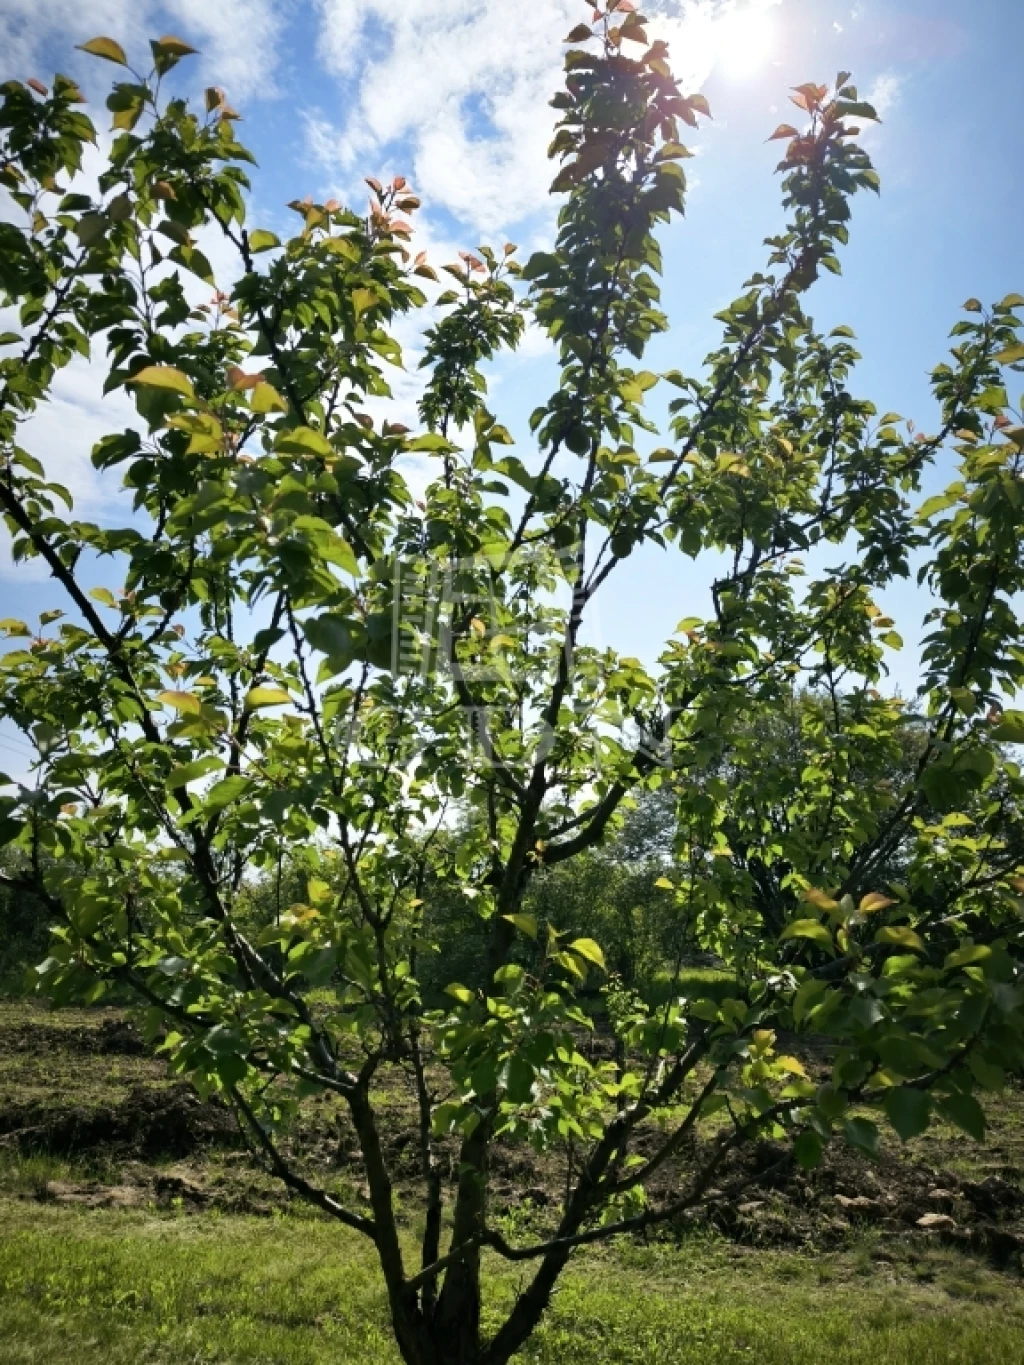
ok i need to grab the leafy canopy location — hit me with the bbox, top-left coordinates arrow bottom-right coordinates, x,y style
1,9 -> 1024,1365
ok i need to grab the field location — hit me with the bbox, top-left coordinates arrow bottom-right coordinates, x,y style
0,999 -> 1022,1364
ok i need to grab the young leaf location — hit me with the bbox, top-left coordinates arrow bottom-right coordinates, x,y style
155,35 -> 199,56
244,686 -> 291,709
76,36 -> 128,65
250,381 -> 287,414
781,919 -> 834,951
156,690 -> 203,716
503,913 -> 538,939
128,366 -> 194,398
859,892 -> 896,913
167,757 -> 224,789
875,925 -> 925,953
445,984 -> 474,1005
569,938 -> 606,970
249,229 -> 281,253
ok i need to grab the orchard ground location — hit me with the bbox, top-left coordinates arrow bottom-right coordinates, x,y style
0,999 -> 1021,1365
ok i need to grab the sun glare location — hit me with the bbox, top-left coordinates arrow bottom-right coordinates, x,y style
713,3 -> 777,80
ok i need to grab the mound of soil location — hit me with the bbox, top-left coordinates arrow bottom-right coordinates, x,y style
0,1080 -> 237,1159
2,1002 -> 1021,1272
0,1002 -> 237,1160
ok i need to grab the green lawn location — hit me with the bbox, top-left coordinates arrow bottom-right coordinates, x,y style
0,1198 -> 1021,1364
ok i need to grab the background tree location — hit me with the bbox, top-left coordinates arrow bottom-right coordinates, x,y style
2,10 -> 1024,1365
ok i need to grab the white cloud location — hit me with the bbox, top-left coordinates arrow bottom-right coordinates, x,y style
0,344 -> 142,581
864,70 -> 905,119
309,0 -> 783,236
0,0 -> 284,103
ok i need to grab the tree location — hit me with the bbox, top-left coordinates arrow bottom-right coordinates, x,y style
2,12 -> 1024,1365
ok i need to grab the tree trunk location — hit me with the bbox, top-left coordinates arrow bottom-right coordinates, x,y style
430,1118 -> 491,1362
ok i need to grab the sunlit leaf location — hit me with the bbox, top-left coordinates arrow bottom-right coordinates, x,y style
76,36 -> 128,65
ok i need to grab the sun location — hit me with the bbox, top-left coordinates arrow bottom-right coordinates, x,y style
713,2 -> 777,80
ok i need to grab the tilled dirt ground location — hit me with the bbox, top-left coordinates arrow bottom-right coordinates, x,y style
2,1000 -> 1021,1271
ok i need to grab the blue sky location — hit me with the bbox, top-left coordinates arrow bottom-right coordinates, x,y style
1,0 -> 1022,774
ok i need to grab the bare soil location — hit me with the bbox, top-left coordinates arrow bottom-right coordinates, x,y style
1,999 -> 1021,1271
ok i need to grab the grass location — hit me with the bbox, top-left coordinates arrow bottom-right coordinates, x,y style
0,1199 -> 1022,1364
644,966 -> 737,1009
1,998 -> 1023,1363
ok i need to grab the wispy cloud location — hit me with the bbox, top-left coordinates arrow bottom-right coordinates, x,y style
864,70 -> 905,119
308,0 -> 782,236
0,0 -> 285,102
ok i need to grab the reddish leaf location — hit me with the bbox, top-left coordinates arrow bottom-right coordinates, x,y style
226,367 -> 260,391
768,123 -> 799,141
793,81 -> 823,106
27,78 -> 48,96
790,92 -> 811,112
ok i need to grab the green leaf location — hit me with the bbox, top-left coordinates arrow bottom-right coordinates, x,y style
128,366 -> 194,398
884,1086 -> 931,1141
166,757 -> 224,789
75,214 -> 108,247
780,919 -> 834,951
944,943 -> 991,971
445,984 -> 474,1005
88,586 -> 118,608
937,1092 -> 986,1141
794,1130 -> 823,1170
275,427 -> 333,460
203,775 -> 251,811
503,913 -> 538,939
216,1053 -> 247,1086
251,381 -> 287,414
992,710 -> 1024,743
244,686 -> 291,709
505,1054 -> 535,1104
569,937 -> 606,970
156,690 -> 203,716
351,288 -> 378,320
307,877 -> 334,906
842,1116 -> 880,1158
875,925 -> 925,953
152,34 -> 199,58
994,343 -> 1024,365
76,36 -> 128,64
249,229 -> 281,253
